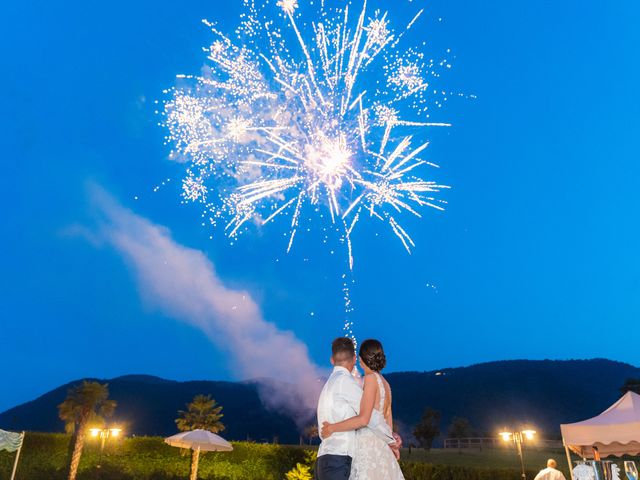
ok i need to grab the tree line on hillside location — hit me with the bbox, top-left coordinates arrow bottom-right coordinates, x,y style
408,376 -> 640,450
412,408 -> 475,450
620,378 -> 640,395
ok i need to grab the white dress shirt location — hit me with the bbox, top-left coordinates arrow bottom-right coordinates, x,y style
316,366 -> 394,458
534,467 -> 567,480
317,366 -> 362,458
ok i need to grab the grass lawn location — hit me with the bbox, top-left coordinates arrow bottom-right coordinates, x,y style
402,446 -> 640,478
400,446 -> 574,476
296,443 -> 579,475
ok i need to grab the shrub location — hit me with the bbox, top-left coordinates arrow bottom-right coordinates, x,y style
0,433 -> 306,480
285,463 -> 313,480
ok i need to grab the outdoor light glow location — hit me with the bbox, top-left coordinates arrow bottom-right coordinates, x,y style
499,428 -> 538,479
499,429 -> 536,442
89,427 -> 123,439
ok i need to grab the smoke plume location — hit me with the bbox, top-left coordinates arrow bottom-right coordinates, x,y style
89,186 -> 324,424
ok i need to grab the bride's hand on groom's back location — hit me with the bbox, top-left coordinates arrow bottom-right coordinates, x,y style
321,421 -> 334,438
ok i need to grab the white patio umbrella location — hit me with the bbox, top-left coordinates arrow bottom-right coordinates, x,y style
165,429 -> 233,480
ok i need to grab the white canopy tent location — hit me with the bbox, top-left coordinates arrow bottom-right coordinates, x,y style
561,391 -> 640,458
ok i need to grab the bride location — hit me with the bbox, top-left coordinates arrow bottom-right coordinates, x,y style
321,339 -> 405,480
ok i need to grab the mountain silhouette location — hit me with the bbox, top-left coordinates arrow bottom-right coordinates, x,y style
1,359 -> 636,444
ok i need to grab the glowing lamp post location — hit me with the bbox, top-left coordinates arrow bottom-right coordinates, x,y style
89,427 -> 122,478
499,429 -> 536,480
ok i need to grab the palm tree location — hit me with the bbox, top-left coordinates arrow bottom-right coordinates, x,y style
58,381 -> 116,480
176,394 -> 225,432
176,394 -> 225,480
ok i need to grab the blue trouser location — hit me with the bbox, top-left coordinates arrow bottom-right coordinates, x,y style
314,454 -> 352,480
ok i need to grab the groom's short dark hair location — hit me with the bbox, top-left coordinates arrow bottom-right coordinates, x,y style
332,337 -> 355,362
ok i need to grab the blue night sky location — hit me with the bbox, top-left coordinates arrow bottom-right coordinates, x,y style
2,0 -> 640,412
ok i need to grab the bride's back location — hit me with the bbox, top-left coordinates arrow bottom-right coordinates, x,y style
380,374 -> 392,418
353,371 -> 404,479
367,372 -> 392,422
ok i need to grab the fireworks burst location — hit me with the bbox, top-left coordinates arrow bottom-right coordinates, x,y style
161,0 -> 453,269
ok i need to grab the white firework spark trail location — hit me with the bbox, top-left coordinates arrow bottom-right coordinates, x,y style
160,0 -> 455,338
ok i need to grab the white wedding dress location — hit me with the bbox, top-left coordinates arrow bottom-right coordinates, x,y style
350,373 -> 405,480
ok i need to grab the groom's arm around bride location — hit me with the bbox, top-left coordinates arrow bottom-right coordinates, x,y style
315,337 -> 397,480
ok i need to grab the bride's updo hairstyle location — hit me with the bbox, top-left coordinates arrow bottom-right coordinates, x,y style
359,339 -> 386,372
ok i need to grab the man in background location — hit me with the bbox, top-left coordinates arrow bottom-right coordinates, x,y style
533,459 -> 567,480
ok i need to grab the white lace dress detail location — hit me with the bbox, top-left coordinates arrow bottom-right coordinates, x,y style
349,373 -> 404,480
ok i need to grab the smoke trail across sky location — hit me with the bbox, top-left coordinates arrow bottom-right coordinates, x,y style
89,185 -> 324,421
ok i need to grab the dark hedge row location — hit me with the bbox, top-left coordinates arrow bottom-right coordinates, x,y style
0,432 -> 307,480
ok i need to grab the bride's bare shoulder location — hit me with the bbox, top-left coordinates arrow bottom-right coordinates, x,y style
362,373 -> 378,384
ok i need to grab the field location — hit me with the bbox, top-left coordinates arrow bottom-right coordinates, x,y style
402,446 -> 572,475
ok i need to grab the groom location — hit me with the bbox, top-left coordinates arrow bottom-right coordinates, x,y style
315,337 -> 396,480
